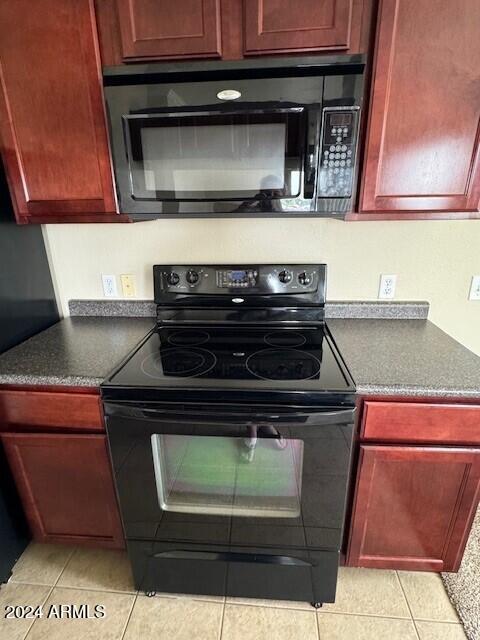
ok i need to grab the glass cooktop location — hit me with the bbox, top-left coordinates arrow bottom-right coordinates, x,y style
105,325 -> 353,394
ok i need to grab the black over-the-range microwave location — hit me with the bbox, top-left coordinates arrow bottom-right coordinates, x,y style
103,55 -> 365,219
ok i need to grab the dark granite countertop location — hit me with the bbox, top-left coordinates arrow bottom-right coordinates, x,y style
0,317 -> 155,387
328,318 -> 480,399
0,309 -> 479,399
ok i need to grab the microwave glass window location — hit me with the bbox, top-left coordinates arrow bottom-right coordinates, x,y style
141,123 -> 286,193
124,111 -> 305,201
151,434 -> 304,518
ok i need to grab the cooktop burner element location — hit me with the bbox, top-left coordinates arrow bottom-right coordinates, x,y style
141,347 -> 217,378
168,330 -> 210,346
264,331 -> 306,348
246,348 -> 321,380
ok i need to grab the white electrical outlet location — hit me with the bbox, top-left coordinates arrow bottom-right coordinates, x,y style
378,274 -> 397,299
102,274 -> 118,297
469,275 -> 480,301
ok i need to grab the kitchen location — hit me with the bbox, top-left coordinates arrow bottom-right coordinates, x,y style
0,1 -> 479,640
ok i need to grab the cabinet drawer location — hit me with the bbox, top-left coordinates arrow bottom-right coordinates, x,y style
362,401 -> 480,445
0,390 -> 103,432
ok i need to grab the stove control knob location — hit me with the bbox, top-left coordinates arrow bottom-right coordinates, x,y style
278,270 -> 292,284
298,271 -> 312,286
167,272 -> 180,286
186,269 -> 199,284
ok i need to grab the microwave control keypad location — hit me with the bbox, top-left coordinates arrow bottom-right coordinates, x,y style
319,108 -> 359,198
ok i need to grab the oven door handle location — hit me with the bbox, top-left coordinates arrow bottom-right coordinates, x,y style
153,550 -> 312,566
104,403 -> 354,426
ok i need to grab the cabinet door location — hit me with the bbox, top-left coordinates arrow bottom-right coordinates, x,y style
244,0 -> 360,54
348,445 -> 480,571
115,0 -> 222,60
0,0 -> 117,223
1,433 -> 124,549
360,0 -> 480,215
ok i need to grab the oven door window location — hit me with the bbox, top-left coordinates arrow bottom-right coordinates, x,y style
151,433 -> 303,518
123,110 -> 306,201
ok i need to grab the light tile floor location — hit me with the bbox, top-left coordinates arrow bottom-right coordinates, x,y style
0,543 -> 467,640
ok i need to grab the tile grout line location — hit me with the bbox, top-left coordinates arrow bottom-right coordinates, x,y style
224,599 -> 312,612
14,579 -> 228,600
395,571 -> 421,640
41,583 -> 137,596
22,583 -> 56,640
218,600 -> 226,640
224,599 -> 411,619
413,620 -> 467,626
315,606 -> 322,640
17,544 -> 75,640
137,592 -> 224,604
394,571 -> 464,628
8,579 -> 137,596
120,592 -> 138,640
53,546 -> 77,588
315,610 -> 420,622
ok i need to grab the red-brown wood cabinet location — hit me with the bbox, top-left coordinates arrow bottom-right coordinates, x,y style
115,0 -> 223,61
0,0 -> 121,224
1,432 -> 125,549
0,388 -> 124,549
2,0 -> 479,223
357,0 -> 480,218
347,400 -> 480,572
97,0 -> 372,65
244,0 -> 367,56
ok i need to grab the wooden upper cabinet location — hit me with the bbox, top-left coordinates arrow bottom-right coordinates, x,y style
97,0 -> 371,65
244,0 -> 357,54
360,0 -> 480,215
348,445 -> 480,572
0,0 -> 117,223
115,0 -> 222,60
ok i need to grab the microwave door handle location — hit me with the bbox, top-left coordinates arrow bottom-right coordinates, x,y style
303,106 -> 321,199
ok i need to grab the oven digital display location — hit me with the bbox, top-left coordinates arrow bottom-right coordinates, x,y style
217,269 -> 258,288
231,270 -> 247,281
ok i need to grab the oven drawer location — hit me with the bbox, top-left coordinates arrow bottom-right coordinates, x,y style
362,401 -> 480,445
128,540 -> 339,603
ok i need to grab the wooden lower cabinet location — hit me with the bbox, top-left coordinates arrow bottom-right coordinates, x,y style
1,432 -> 124,549
348,445 -> 480,571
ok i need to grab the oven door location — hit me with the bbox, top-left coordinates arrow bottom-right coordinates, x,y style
106,402 -> 354,546
104,402 -> 354,600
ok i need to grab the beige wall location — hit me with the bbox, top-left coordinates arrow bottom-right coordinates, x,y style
43,219 -> 480,356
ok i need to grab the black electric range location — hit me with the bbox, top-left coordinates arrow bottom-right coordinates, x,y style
102,264 -> 356,608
